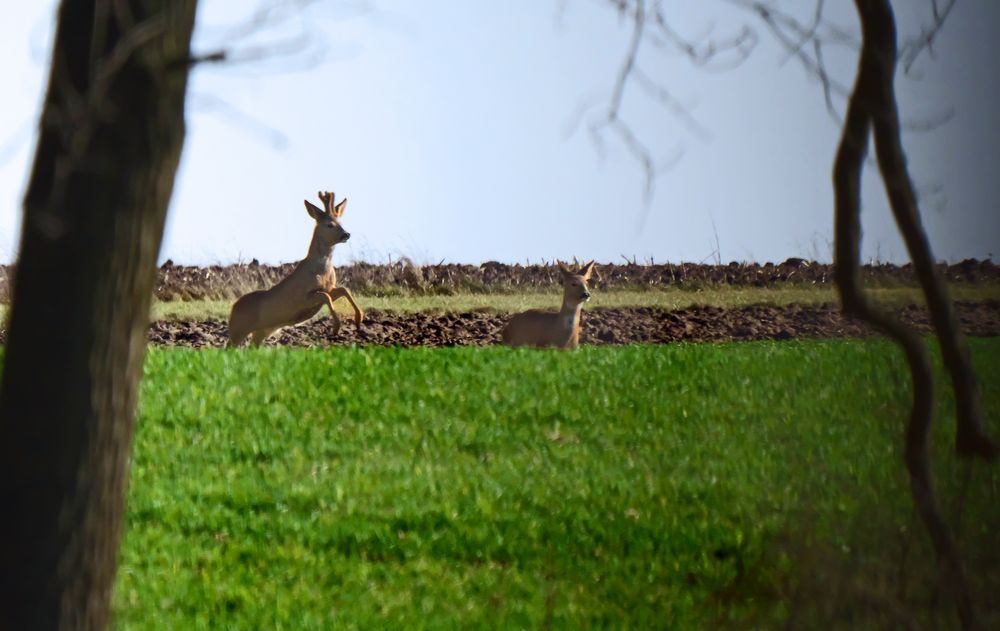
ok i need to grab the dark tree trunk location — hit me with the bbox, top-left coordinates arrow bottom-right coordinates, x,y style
0,1 -> 197,628
834,0 -> 993,628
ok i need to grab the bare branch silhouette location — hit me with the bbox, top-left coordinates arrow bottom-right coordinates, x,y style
781,0 -> 826,63
900,0 -> 957,74
729,0 -> 852,122
187,92 -> 290,149
646,12 -> 757,71
188,0 -> 368,75
834,5 -> 994,627
724,0 -> 955,130
586,1 -> 996,626
631,68 -> 713,141
576,0 -> 755,199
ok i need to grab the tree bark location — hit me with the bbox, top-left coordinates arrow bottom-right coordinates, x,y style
0,1 -> 197,629
834,0 -> 987,627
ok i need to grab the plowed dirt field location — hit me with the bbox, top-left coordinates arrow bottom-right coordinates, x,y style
142,300 -> 1000,348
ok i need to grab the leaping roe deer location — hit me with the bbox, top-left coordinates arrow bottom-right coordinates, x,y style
501,260 -> 595,350
228,191 -> 363,347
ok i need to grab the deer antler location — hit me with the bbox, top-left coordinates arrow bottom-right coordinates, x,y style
317,191 -> 335,215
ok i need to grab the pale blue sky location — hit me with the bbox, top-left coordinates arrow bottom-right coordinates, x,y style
0,0 -> 997,265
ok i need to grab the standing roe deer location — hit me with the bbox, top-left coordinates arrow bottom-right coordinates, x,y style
228,191 -> 363,347
501,260 -> 595,349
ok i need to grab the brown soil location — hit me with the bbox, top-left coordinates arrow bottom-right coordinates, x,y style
156,259 -> 1000,300
140,300 -> 1000,348
4,259 -> 994,303
150,258 -> 1000,301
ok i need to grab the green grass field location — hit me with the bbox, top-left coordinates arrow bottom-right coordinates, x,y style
114,339 -> 1000,628
144,283 -> 1000,320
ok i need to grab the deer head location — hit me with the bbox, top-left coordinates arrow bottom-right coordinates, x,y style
303,190 -> 350,249
557,260 -> 594,307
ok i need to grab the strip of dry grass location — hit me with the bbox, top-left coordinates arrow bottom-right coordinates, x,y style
141,284 -> 1000,321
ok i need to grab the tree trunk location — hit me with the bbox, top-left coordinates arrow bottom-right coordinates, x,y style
0,1 -> 197,628
834,1 -> 989,627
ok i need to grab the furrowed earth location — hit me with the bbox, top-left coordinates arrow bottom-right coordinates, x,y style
143,259 -> 1000,347
141,300 -> 1000,348
2,260 -> 997,347
5,257 -> 997,303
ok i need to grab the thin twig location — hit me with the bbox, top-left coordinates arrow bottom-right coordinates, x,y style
900,0 -> 957,74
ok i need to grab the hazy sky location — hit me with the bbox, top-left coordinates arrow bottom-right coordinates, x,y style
0,0 -> 997,265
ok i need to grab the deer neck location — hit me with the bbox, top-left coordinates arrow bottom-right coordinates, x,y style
558,297 -> 583,331
305,233 -> 335,269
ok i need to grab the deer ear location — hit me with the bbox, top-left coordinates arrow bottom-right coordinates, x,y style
334,198 -> 347,218
581,260 -> 595,280
556,260 -> 572,276
304,199 -> 323,220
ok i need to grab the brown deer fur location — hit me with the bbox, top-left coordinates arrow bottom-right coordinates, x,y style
228,191 -> 363,346
501,261 -> 594,349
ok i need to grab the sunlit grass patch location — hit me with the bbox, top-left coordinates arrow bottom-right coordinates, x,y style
115,339 -> 1000,628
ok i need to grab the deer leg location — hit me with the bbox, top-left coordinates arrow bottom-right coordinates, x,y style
309,290 -> 343,336
227,330 -> 249,348
328,287 -> 364,328
327,311 -> 342,337
250,328 -> 278,347
227,300 -> 253,348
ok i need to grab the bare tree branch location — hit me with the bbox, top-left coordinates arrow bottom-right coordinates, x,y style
579,0 -> 757,199
835,1 -> 994,627
608,0 -> 645,119
188,92 -> 290,149
733,1 -> 852,122
588,1 -> 995,625
730,0 -> 959,130
632,68 -> 713,141
586,0 -> 660,198
646,10 -> 757,71
900,0 -> 957,74
189,0 -> 349,75
781,0 -> 826,64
